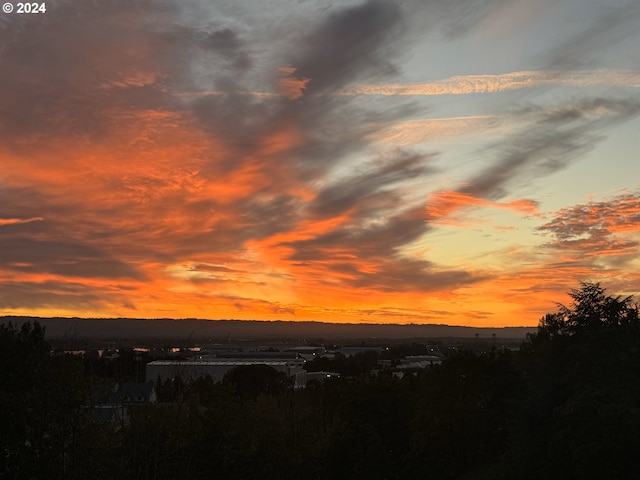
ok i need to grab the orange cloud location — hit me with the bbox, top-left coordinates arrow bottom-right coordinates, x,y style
278,67 -> 311,100
538,192 -> 640,258
371,115 -> 502,144
0,217 -> 43,226
426,190 -> 539,226
338,70 -> 640,96
180,69 -> 640,100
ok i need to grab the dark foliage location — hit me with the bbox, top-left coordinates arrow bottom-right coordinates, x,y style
222,364 -> 291,399
2,283 -> 640,479
0,322 -> 90,479
304,350 -> 380,376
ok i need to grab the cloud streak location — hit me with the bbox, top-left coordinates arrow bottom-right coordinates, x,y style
426,190 -> 539,226
461,98 -> 640,200
178,69 -> 640,99
338,70 -> 640,96
0,217 -> 44,226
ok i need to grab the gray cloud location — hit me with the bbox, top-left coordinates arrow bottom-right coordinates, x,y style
0,280 -> 134,311
350,258 -> 482,293
0,2 -> 174,146
441,4 -> 640,205
461,98 -> 640,200
310,151 -> 434,218
286,205 -> 429,261
546,4 -> 640,71
283,204 -> 484,292
403,0 -> 514,39
188,1 -> 420,179
292,0 -> 403,94
0,236 -> 144,280
186,0 -> 516,179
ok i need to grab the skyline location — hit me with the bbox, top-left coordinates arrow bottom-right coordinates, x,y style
1,0 -> 639,326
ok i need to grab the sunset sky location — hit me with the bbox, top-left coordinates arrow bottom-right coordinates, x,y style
1,0 -> 639,326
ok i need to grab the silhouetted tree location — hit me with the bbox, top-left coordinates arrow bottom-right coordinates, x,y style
409,349 -> 521,478
0,322 -> 89,479
512,282 -> 640,479
557,282 -> 638,334
223,364 -> 290,399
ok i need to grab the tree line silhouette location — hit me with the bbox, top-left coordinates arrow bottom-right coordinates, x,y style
1,282 -> 639,479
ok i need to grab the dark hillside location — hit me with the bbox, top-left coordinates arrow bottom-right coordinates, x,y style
1,316 -> 535,341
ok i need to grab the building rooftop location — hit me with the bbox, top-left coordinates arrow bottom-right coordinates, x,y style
147,359 -> 299,367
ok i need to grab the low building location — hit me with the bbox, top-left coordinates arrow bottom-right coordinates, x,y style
146,358 -> 306,385
336,346 -> 385,357
284,346 -> 325,360
400,355 -> 442,368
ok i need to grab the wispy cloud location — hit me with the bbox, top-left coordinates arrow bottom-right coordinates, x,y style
337,70 -> 640,96
426,190 -> 539,227
177,69 -> 640,99
545,5 -> 640,70
0,280 -> 133,312
371,115 -> 501,144
462,98 -> 640,200
0,217 -> 43,226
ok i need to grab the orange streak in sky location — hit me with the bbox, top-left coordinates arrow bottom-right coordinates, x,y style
427,190 -> 539,225
278,67 -> 311,100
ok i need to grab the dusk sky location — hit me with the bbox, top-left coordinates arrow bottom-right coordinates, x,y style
1,0 -> 639,326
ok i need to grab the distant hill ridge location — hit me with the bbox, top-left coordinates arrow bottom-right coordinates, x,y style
1,316 -> 535,340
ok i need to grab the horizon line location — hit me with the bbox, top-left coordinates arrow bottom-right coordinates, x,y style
0,315 -> 537,330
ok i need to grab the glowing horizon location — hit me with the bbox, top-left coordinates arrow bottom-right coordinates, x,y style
1,0 -> 639,327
